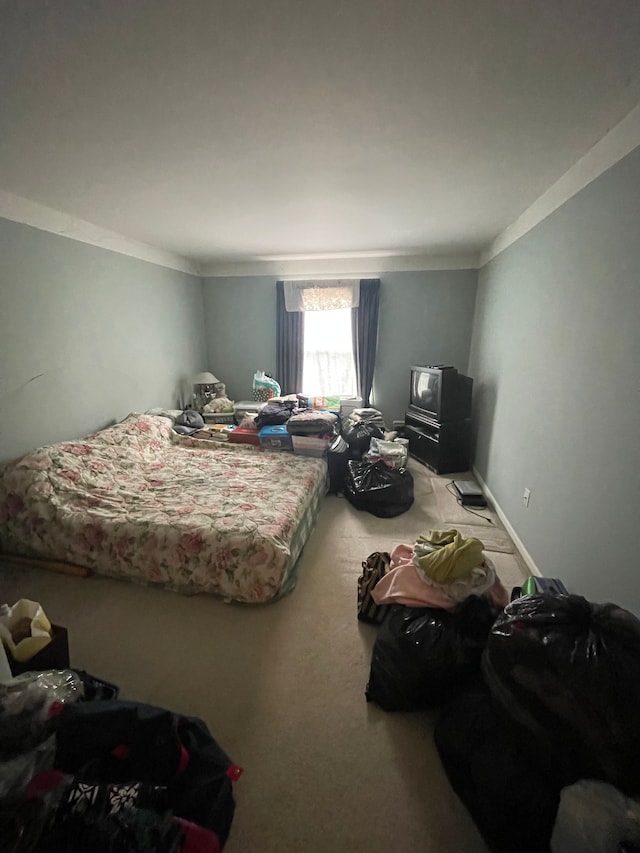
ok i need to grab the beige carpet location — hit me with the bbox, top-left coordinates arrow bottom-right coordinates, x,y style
0,460 -> 528,853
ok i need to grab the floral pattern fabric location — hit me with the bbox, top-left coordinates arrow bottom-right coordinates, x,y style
0,414 -> 328,603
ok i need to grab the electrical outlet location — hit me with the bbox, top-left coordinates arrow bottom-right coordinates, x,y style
523,488 -> 531,508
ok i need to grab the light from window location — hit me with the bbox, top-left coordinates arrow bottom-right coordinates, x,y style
303,308 -> 357,397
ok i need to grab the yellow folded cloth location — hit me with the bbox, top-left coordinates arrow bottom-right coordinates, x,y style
415,529 -> 484,584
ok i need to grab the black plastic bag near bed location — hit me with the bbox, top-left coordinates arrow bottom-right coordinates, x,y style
344,460 -> 414,517
327,434 -> 350,494
434,687 -> 563,853
343,420 -> 384,459
366,598 -> 500,711
482,593 -> 640,795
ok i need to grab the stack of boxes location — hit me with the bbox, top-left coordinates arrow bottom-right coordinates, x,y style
226,397 -> 361,458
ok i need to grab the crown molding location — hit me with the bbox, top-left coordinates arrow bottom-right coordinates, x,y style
4,99 -> 639,278
200,251 -> 480,278
0,190 -> 200,275
480,100 -> 640,267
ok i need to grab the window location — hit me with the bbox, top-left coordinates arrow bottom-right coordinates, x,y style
302,307 -> 357,397
278,277 -> 376,402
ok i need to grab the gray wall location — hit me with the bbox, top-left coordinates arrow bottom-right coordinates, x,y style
202,270 -> 478,423
470,145 -> 640,614
0,218 -> 206,462
202,276 -> 278,404
374,270 -> 477,422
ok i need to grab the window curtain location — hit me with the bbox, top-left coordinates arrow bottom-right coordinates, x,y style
351,278 -> 380,407
276,280 -> 304,394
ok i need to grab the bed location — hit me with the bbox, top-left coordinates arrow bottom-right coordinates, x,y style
0,414 -> 328,603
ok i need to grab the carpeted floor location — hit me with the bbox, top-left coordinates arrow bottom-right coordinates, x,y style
0,459 -> 528,852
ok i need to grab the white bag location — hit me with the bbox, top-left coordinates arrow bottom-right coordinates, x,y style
368,437 -> 408,468
0,599 -> 52,663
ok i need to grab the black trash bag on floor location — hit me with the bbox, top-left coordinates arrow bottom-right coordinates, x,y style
53,700 -> 239,847
482,593 -> 640,795
344,460 -> 414,518
434,686 -> 563,853
366,598 -> 501,711
326,434 -> 350,494
343,420 -> 384,459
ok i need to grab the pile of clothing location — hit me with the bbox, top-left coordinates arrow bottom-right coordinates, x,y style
362,529 -> 507,712
0,670 -> 240,852
372,529 -> 507,610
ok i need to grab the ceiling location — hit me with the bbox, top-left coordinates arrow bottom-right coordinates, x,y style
1,0 -> 640,268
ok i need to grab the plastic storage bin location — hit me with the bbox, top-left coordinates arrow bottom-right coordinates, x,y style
233,400 -> 266,424
228,427 -> 261,446
292,435 -> 332,457
259,425 -> 293,451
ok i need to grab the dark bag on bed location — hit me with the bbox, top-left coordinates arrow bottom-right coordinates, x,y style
358,551 -> 391,624
174,410 -> 205,435
254,400 -> 295,428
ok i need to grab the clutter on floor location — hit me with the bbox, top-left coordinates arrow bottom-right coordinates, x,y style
0,600 -> 241,851
358,540 -> 640,853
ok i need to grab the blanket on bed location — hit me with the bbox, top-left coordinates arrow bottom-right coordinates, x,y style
0,414 -> 328,603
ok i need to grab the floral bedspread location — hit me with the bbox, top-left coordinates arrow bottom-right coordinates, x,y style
0,414 -> 328,603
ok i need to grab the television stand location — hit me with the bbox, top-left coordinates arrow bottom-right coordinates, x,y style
404,409 -> 471,474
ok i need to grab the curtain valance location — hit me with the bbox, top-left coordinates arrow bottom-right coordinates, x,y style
283,279 -> 360,312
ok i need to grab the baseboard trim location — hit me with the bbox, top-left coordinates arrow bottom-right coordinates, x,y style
472,468 -> 542,577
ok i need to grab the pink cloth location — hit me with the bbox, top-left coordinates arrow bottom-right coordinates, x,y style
371,543 -> 509,609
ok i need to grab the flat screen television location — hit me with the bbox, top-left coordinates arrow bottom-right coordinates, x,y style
409,365 -> 473,423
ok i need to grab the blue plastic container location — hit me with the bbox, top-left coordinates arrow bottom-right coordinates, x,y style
258,424 -> 293,451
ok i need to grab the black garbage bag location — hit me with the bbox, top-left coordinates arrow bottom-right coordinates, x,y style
343,420 -> 384,459
482,593 -> 640,795
326,434 -> 350,494
434,687 -> 563,853
366,598 -> 501,711
344,460 -> 414,518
